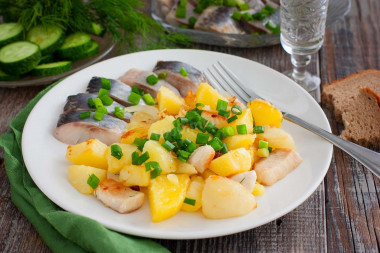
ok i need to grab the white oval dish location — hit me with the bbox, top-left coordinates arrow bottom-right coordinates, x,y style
22,49 -> 333,239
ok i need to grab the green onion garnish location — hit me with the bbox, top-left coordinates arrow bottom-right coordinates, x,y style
187,142 -> 197,153
98,88 -> 109,98
114,106 -> 124,119
221,143 -> 229,154
163,132 -> 173,142
268,147 -> 273,153
205,122 -> 218,135
196,102 -> 205,108
88,98 -> 95,108
177,150 -> 191,159
231,10 -> 242,20
173,119 -> 182,129
101,77 -> 111,90
258,140 -> 269,149
133,138 -> 148,151
170,127 -> 182,139
243,12 -> 253,21
93,97 -> 104,109
87,174 -> 100,189
150,133 -> 160,141
132,86 -> 144,96
162,140 -> 176,151
184,197 -> 196,206
253,126 -> 265,134
231,105 -> 242,115
132,151 -> 139,165
145,161 -> 162,179
224,0 -> 236,7
110,144 -> 123,160
79,111 -> 91,119
185,110 -> 202,122
216,99 -> 228,111
137,152 -> 150,164
179,117 -> 189,124
265,20 -> 277,31
146,74 -> 159,86
142,93 -> 156,105
252,12 -> 267,20
100,94 -> 114,106
196,133 -> 210,145
128,92 -> 141,105
238,3 -> 249,11
158,72 -> 167,79
218,109 -> 230,118
177,156 -> 187,162
221,126 -> 235,138
227,115 -> 238,123
236,124 -> 247,135
196,118 -> 207,132
179,67 -> 188,77
264,4 -> 276,14
188,16 -> 197,28
208,137 -> 224,151
97,106 -> 108,114
93,110 -> 104,121
176,5 -> 187,18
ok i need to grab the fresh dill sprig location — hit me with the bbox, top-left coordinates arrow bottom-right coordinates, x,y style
0,0 -> 190,51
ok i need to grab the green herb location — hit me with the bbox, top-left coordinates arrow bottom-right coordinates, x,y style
101,77 -> 111,90
208,137 -> 223,151
133,137 -> 148,151
227,115 -> 238,123
253,126 -> 265,134
145,161 -> 162,179
162,140 -> 175,151
132,151 -> 149,165
218,109 -> 230,118
79,111 -> 91,119
158,72 -> 167,79
146,74 -> 158,85
231,105 -> 242,115
236,124 -> 247,134
196,133 -> 210,145
100,94 -> 114,106
87,174 -> 100,189
128,92 -> 141,105
98,88 -> 109,98
111,144 -> 123,159
221,143 -> 229,154
184,197 -> 196,206
114,106 -> 124,119
88,98 -> 95,108
232,10 -> 242,20
179,67 -> 188,77
142,93 -> 156,105
132,86 -> 144,96
188,16 -> 197,28
258,140 -> 269,149
216,99 -> 228,111
93,110 -> 104,121
150,133 -> 160,141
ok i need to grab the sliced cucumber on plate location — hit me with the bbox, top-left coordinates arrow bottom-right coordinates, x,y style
27,25 -> 65,55
65,41 -> 99,61
57,32 -> 92,59
31,61 -> 72,76
0,41 -> 41,75
0,23 -> 24,48
0,68 -> 19,81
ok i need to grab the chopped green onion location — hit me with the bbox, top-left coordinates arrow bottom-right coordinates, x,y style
196,118 -> 207,132
170,127 -> 182,139
196,133 -> 210,145
176,5 -> 187,18
238,3 -> 249,11
142,93 -> 156,105
231,105 -> 242,115
236,124 -> 247,135
179,117 -> 190,124
158,72 -> 167,79
150,133 -> 161,141
184,197 -> 196,206
114,106 -> 124,119
93,110 -> 104,121
132,86 -> 144,96
232,10 -> 242,20
272,26 -> 281,34
221,126 -> 235,138
179,0 -> 187,7
110,144 -> 123,160
253,126 -> 265,134
176,139 -> 186,149
101,77 -> 111,90
132,151 -> 139,165
133,138 -> 148,151
179,24 -> 189,29
218,109 -> 230,118
208,137 -> 223,151
100,94 -> 114,106
128,92 -> 141,105
183,138 -> 192,146
163,132 -> 173,142
137,152 -> 150,165
145,161 -> 162,179
185,110 -> 202,122
227,115 -> 238,123
87,174 -> 100,189
173,119 -> 182,129
196,103 -> 205,108
221,143 -> 229,154
243,12 -> 253,21
98,88 -> 109,98
177,150 -> 191,159
268,147 -> 273,153
177,156 -> 187,162
79,111 -> 91,119
205,122 -> 218,135
186,142 -> 197,153
258,140 -> 269,149
88,98 -> 95,108
179,67 -> 188,77
216,99 -> 228,111
224,0 -> 236,7
188,16 -> 197,28
96,106 -> 108,114
146,74 -> 159,85
162,140 -> 176,151
264,4 -> 276,14
252,12 -> 267,20
265,21 -> 278,31
93,97 -> 104,109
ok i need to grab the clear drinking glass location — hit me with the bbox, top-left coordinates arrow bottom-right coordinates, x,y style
280,0 -> 329,100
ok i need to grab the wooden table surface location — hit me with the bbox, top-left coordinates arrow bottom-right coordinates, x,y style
1,0 -> 379,252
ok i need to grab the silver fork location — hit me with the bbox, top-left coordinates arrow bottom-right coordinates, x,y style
204,61 -> 380,179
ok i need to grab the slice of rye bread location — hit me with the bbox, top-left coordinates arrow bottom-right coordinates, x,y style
321,69 -> 380,123
340,87 -> 380,147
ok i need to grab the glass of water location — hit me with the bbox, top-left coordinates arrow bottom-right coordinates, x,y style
280,0 -> 329,99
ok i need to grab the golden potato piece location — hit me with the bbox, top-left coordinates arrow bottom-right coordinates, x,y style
248,99 -> 283,128
66,138 -> 108,169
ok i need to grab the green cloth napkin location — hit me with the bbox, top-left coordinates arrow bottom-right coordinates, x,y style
0,82 -> 169,253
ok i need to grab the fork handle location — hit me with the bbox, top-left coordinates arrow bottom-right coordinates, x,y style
283,113 -> 380,178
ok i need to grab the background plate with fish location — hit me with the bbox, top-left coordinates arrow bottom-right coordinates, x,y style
21,49 -> 332,239
151,0 -> 351,47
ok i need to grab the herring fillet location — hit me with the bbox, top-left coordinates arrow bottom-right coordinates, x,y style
54,111 -> 127,145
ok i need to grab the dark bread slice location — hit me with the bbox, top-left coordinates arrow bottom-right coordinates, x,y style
340,87 -> 380,147
321,69 -> 380,123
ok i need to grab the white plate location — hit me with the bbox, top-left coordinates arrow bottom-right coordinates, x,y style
22,49 -> 333,240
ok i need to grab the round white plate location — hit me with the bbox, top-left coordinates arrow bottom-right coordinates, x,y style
22,49 -> 333,240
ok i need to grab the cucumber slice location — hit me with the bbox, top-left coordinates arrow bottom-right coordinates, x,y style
0,68 -> 20,81
0,23 -> 24,48
31,61 -> 72,76
90,23 -> 105,36
26,25 -> 65,55
56,32 -> 92,59
0,41 -> 41,75
66,41 -> 99,61
40,54 -> 55,64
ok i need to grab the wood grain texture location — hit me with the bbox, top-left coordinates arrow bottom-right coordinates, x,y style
0,0 -> 379,252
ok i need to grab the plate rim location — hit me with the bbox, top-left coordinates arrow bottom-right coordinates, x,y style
21,49 -> 333,239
